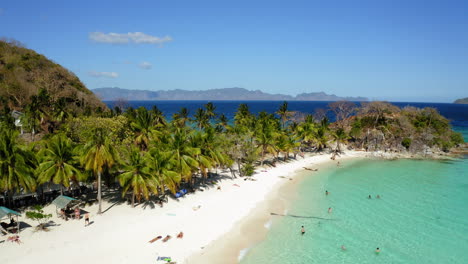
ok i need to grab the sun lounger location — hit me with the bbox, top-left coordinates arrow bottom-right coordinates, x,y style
149,235 -> 162,243
162,235 -> 172,242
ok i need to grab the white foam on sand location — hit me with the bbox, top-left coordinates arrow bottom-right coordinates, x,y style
0,151 -> 365,264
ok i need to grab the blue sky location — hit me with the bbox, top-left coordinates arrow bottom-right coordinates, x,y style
1,0 -> 467,102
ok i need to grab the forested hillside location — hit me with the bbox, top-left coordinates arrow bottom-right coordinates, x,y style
0,39 -> 106,114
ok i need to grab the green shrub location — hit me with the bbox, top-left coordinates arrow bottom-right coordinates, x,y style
401,138 -> 411,150
26,205 -> 52,231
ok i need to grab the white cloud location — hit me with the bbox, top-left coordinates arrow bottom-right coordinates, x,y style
89,71 -> 119,78
89,32 -> 172,45
139,61 -> 152,70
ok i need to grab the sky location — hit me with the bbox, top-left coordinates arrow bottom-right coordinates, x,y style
1,0 -> 467,102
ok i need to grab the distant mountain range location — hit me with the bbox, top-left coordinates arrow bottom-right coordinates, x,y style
454,97 -> 468,104
92,87 -> 368,101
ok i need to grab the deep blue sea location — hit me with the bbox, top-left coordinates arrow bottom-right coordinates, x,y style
107,101 -> 467,263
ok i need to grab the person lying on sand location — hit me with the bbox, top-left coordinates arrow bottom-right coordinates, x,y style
149,235 -> 162,243
177,232 -> 184,239
233,184 -> 240,187
192,205 -> 201,211
162,235 -> 172,242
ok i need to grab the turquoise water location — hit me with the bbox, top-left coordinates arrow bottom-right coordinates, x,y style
241,157 -> 468,264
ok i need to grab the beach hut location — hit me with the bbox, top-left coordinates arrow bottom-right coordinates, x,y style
51,195 -> 81,219
0,206 -> 21,234
51,195 -> 77,210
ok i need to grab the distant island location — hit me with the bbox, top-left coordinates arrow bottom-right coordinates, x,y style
454,97 -> 468,104
92,87 -> 368,101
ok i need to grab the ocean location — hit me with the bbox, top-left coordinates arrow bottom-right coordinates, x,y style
105,101 -> 468,263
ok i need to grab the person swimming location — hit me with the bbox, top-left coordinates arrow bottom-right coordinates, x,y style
376,194 -> 381,199
368,195 -> 372,199
341,245 -> 347,251
301,226 -> 305,235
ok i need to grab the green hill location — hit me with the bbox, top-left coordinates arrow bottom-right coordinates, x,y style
0,39 -> 106,113
454,97 -> 468,104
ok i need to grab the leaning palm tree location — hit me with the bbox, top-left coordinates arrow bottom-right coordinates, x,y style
36,134 -> 82,193
0,128 -> 37,206
331,128 -> 349,154
80,128 -> 118,214
118,148 -> 158,207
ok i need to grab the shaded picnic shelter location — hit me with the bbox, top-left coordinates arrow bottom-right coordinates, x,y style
51,195 -> 78,212
0,206 -> 21,234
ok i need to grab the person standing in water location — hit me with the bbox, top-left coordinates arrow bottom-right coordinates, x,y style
341,245 -> 347,251
375,247 -> 381,254
301,226 -> 305,235
368,195 -> 372,199
376,194 -> 381,199
328,207 -> 333,214
325,190 -> 329,196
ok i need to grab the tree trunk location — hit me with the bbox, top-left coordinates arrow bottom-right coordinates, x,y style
229,167 -> 236,179
237,158 -> 243,177
132,193 -> 135,208
261,148 -> 265,166
97,171 -> 102,214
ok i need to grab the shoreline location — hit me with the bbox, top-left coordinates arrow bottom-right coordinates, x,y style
2,150 -> 447,264
186,152 -> 363,264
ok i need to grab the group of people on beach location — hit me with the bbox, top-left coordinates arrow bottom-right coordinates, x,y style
300,189 -> 382,254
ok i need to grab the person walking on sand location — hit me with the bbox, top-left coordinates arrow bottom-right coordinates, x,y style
301,226 -> 305,235
84,213 -> 90,227
328,207 -> 333,214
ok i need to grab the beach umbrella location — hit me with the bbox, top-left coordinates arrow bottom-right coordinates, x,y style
0,206 -> 21,234
0,206 -> 21,219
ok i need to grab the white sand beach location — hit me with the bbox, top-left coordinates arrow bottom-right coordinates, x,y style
0,151 -> 365,264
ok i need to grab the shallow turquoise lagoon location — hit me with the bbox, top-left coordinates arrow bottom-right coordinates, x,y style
241,157 -> 468,264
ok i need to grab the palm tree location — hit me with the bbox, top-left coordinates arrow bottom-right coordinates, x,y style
204,102 -> 217,121
118,148 -> 158,207
276,101 -> 292,128
192,108 -> 209,130
331,128 -> 349,154
36,134 -> 82,193
80,128 -> 118,214
147,147 -> 180,195
131,107 -> 157,150
167,127 -> 200,183
52,97 -> 70,123
172,107 -> 189,127
150,105 -> 167,127
216,114 -> 229,132
0,128 -> 37,206
23,95 -> 41,140
255,112 -> 279,166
